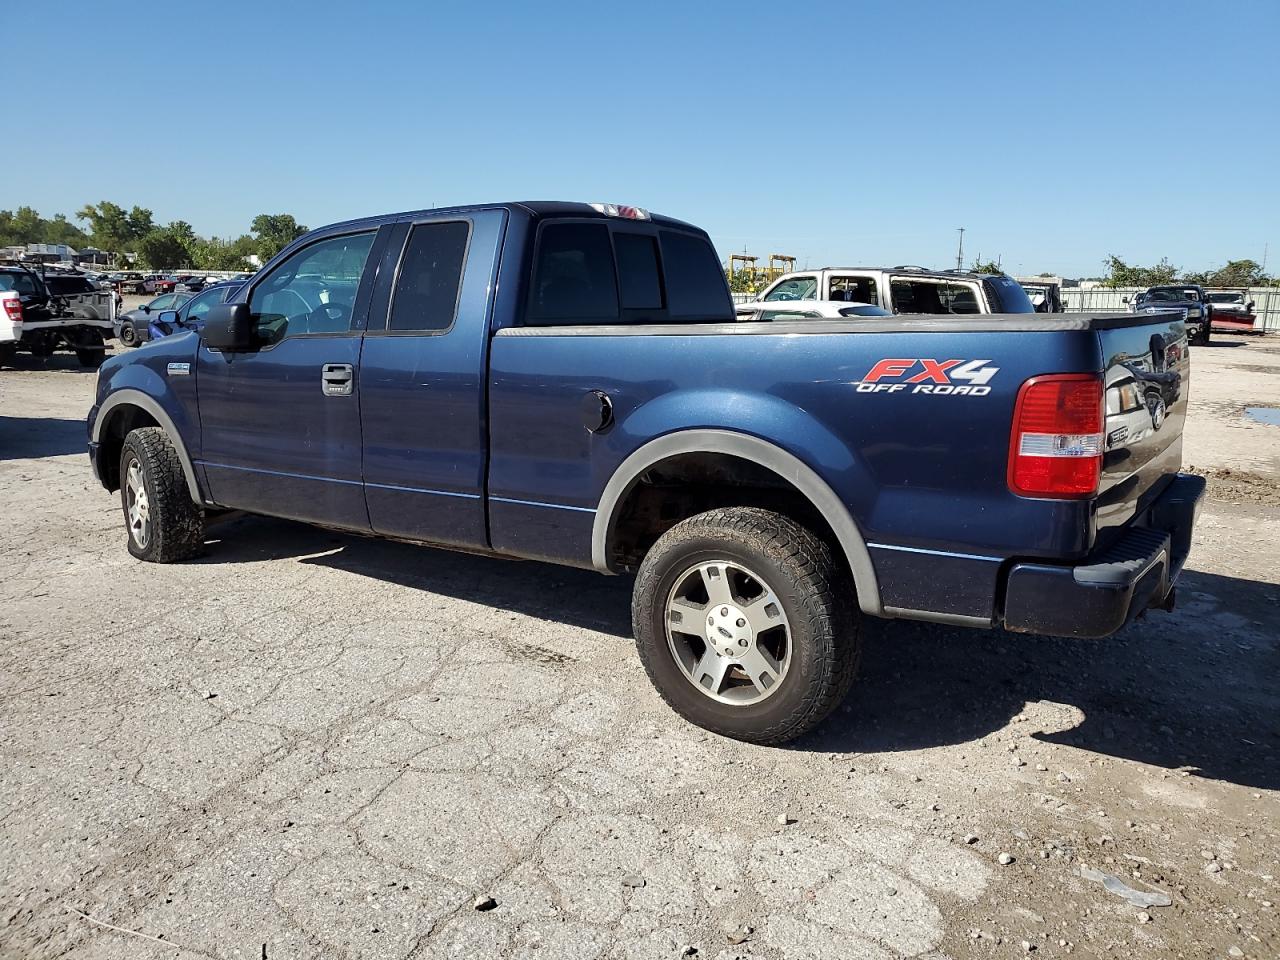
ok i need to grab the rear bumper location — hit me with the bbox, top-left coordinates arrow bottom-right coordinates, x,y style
1002,473 -> 1205,638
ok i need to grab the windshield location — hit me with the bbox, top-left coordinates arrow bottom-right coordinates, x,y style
1145,288 -> 1199,302
1208,293 -> 1243,303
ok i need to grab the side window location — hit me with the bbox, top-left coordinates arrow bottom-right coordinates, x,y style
939,282 -> 981,314
151,294 -> 175,310
764,275 -> 818,302
890,279 -> 945,314
528,222 -> 619,324
388,221 -> 469,332
659,231 -> 732,320
248,231 -> 375,345
183,288 -> 222,323
829,275 -> 878,305
614,232 -> 663,310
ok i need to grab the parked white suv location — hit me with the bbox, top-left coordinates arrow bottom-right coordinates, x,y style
753,266 -> 1036,315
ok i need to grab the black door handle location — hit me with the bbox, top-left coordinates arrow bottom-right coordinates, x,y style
321,363 -> 353,396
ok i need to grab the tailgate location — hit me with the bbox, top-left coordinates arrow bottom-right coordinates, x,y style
1096,311 -> 1189,544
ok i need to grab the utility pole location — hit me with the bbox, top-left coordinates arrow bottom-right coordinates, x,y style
955,228 -> 965,271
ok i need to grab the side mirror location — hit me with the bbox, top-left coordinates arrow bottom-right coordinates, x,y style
1248,301 -> 1256,312
156,310 -> 179,325
1121,296 -> 1130,304
142,305 -> 151,313
199,301 -> 252,351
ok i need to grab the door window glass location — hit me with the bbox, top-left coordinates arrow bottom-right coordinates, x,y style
829,275 -> 878,305
389,221 -> 470,332
248,231 -> 375,344
764,275 -> 817,301
890,278 -> 982,315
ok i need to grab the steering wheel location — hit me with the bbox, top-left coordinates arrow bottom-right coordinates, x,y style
307,300 -> 352,328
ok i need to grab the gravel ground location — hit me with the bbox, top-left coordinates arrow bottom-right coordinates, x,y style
1,332 -> 1278,960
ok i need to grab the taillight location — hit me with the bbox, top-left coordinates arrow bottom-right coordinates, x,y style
1008,374 -> 1103,498
2,295 -> 22,323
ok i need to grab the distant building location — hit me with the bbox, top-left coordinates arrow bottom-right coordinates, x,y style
24,243 -> 77,262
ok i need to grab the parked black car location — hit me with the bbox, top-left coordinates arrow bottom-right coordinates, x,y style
1128,284 -> 1212,345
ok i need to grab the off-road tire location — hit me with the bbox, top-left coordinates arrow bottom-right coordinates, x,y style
632,507 -> 860,745
119,427 -> 204,562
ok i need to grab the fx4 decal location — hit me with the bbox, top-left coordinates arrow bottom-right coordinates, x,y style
855,358 -> 999,396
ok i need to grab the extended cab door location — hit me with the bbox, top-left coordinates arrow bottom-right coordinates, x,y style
357,209 -> 506,547
195,228 -> 383,529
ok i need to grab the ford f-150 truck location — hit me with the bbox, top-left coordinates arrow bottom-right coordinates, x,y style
87,201 -> 1204,744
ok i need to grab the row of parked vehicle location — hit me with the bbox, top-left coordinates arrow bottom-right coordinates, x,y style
100,271 -> 255,296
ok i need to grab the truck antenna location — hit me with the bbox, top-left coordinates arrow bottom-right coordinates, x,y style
955,228 -> 965,271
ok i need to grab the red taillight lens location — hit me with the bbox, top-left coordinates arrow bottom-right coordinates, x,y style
1008,374 -> 1103,498
2,296 -> 22,323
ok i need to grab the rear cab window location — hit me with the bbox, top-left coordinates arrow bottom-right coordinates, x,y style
525,218 -> 731,325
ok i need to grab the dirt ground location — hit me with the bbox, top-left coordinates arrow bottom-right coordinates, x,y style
1,330 -> 1277,960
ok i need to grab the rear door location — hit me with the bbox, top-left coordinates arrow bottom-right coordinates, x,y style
195,228 -> 382,529
887,275 -> 983,315
358,209 -> 505,548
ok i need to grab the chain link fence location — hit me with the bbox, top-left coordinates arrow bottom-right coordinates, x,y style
1062,286 -> 1278,332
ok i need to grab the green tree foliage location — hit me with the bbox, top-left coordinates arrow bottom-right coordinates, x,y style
76,201 -> 155,252
0,206 -> 90,248
969,259 -> 1004,275
251,213 -> 308,263
1102,255 -> 1179,288
187,235 -> 257,271
1183,259 -> 1270,288
134,229 -> 192,269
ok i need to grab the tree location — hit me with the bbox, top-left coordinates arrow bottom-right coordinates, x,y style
1102,255 -> 1179,288
251,213 -> 307,262
187,234 -> 256,271
77,201 -> 151,252
135,229 -> 190,269
44,214 -> 90,248
969,258 -> 1004,275
1204,259 -> 1269,288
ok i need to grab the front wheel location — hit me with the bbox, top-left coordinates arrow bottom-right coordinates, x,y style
632,507 -> 860,745
118,320 -> 138,348
119,427 -> 205,562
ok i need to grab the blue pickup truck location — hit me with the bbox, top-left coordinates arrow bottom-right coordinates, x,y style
88,201 -> 1205,744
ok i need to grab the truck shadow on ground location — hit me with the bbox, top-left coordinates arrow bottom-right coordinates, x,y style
0,416 -> 88,460
205,516 -> 1279,791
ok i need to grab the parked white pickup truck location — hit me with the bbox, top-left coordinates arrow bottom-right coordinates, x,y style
0,264 -> 115,367
752,266 -> 1036,315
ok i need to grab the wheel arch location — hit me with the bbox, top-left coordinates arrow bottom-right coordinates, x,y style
92,390 -> 201,501
592,429 -> 883,616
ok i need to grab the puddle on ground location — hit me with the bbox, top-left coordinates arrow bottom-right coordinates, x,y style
1245,407 -> 1280,426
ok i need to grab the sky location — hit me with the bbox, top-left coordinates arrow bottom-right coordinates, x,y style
7,0 -> 1278,278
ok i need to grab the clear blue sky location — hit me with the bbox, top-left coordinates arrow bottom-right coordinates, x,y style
8,0 -> 1278,277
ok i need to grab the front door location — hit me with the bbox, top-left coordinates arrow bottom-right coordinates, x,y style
358,210 -> 504,548
195,228 -> 381,529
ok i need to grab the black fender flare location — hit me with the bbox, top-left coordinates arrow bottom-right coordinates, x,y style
591,429 -> 883,616
91,389 -> 202,503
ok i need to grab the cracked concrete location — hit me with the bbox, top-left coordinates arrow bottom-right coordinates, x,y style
2,337 -> 1279,959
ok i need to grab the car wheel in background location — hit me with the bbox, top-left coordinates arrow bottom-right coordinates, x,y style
74,328 -> 106,368
119,427 -> 205,563
632,506 -> 860,745
119,320 -> 138,348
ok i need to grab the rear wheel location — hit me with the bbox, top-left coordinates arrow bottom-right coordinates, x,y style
75,328 -> 106,367
632,507 -> 860,745
119,427 -> 204,562
119,320 -> 138,348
